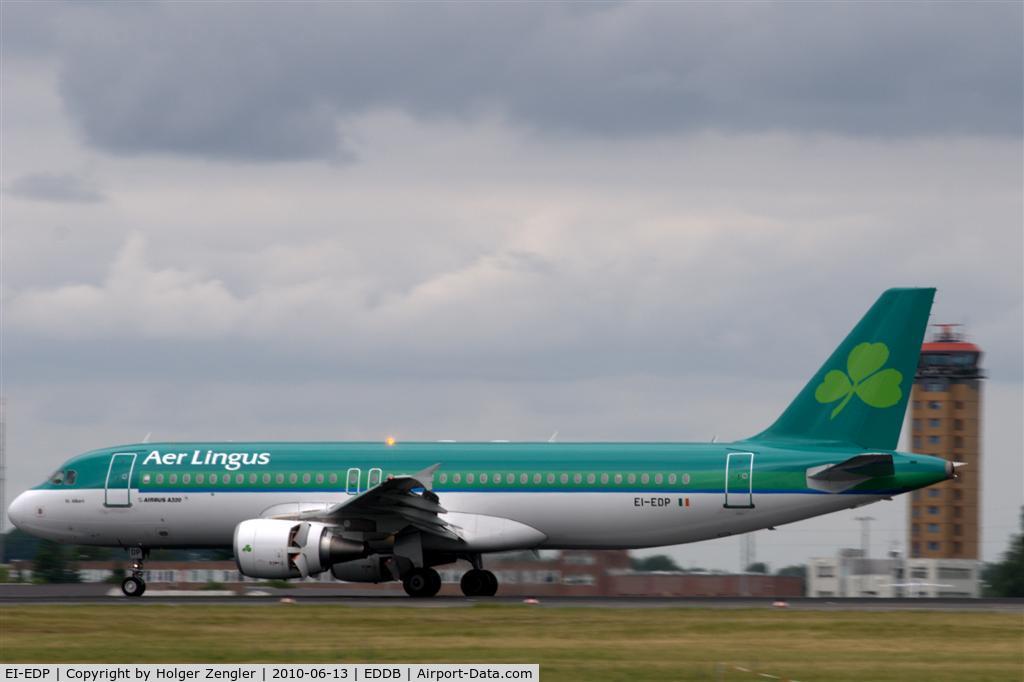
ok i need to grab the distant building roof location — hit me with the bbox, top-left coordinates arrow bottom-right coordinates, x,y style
921,341 -> 980,354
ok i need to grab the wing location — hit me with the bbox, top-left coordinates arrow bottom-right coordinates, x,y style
265,463 -> 462,541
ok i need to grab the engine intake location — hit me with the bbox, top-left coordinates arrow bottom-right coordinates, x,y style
234,519 -> 365,579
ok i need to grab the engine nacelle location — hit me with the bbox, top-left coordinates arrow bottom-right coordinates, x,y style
234,519 -> 365,579
331,554 -> 393,583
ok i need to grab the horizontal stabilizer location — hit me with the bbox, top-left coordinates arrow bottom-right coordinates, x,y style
806,454 -> 894,493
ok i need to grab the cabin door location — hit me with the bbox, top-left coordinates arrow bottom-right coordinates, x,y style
105,452 -> 137,507
724,451 -> 755,509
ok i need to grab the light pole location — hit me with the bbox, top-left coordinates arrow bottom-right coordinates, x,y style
855,516 -> 875,558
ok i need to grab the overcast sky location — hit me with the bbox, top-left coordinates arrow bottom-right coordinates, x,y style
2,1 -> 1021,571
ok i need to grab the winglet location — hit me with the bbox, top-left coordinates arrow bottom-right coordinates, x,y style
411,463 -> 441,491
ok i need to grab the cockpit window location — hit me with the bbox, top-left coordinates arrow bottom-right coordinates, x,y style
49,470 -> 65,485
64,470 -> 77,485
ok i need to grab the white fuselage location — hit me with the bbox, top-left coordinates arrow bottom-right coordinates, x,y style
8,486 -> 878,551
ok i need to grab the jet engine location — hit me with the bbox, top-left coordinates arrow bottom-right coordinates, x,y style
234,519 -> 365,579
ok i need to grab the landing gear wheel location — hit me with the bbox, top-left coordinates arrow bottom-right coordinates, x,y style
121,576 -> 146,597
428,568 -> 442,595
403,568 -> 441,598
481,569 -> 498,596
460,569 -> 498,597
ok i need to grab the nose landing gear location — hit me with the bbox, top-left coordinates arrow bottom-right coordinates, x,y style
121,546 -> 148,597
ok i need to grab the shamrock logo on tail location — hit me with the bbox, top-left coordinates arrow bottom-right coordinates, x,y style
814,342 -> 903,419
242,544 -> 253,553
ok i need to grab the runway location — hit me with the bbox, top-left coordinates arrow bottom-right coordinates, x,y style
1,584 -> 1020,610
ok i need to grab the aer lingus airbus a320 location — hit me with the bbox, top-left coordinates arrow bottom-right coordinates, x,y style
8,288 -> 960,597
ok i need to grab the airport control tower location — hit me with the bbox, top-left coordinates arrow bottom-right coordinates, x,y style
908,325 -> 983,559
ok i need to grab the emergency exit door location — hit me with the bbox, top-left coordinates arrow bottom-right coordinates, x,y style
724,451 -> 755,509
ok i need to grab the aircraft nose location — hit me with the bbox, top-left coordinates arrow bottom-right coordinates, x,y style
7,491 -> 31,530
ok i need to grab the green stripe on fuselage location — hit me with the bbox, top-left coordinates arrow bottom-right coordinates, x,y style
36,441 -> 949,496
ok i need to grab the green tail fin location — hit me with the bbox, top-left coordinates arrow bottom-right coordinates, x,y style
751,287 -> 935,450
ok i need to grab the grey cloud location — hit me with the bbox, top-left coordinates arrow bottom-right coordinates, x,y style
5,172 -> 104,203
7,2 -> 1021,161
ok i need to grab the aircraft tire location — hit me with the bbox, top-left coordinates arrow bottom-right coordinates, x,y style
481,569 -> 498,596
460,569 -> 498,597
460,569 -> 487,596
403,568 -> 440,598
121,576 -> 145,597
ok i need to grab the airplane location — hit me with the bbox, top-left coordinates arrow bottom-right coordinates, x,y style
7,287 -> 960,598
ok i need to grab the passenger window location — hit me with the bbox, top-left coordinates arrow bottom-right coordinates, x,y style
236,473 -> 244,484
573,473 -> 582,484
169,473 -> 177,484
302,473 -> 311,484
142,473 -> 152,484
519,473 -> 528,484
533,473 -> 542,484
368,468 -> 382,487
263,473 -> 271,484
627,473 -> 637,484
467,473 -> 475,484
641,473 -> 650,484
289,473 -> 298,484
481,473 -> 489,484
614,473 -> 623,484
587,473 -> 595,484
276,473 -> 284,484
183,473 -> 191,484
196,473 -> 205,484
560,473 -> 569,484
316,473 -> 324,485
249,473 -> 257,484
453,473 -> 461,484
682,473 -> 691,485
329,473 -> 338,484
65,470 -> 77,485
439,473 -> 448,484
156,473 -> 164,484
668,473 -> 677,484
600,473 -> 608,485
655,473 -> 663,484
546,473 -> 555,484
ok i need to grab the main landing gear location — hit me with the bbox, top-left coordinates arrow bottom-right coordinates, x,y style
460,569 -> 498,597
399,564 -> 499,597
121,546 -> 148,597
402,567 -> 442,598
